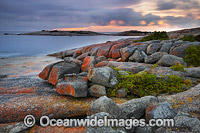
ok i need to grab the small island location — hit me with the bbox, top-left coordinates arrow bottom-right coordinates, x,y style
4,29 -> 152,36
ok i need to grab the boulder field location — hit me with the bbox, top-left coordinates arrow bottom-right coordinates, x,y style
0,38 -> 200,132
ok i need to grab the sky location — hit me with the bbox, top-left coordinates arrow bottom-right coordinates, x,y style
0,0 -> 199,32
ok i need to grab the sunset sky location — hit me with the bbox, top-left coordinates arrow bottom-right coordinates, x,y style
0,0 -> 199,32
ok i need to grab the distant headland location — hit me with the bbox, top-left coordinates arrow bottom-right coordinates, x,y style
4,27 -> 200,38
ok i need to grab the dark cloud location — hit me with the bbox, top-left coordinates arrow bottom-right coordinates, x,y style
164,15 -> 200,28
157,2 -> 176,10
156,0 -> 200,10
0,0 -> 199,31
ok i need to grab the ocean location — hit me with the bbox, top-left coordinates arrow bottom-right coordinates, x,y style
0,31 -> 139,58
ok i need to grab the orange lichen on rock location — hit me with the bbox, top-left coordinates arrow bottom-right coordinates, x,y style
66,84 -> 75,97
47,67 -> 59,85
38,65 -> 51,80
0,87 -> 34,94
81,56 -> 95,72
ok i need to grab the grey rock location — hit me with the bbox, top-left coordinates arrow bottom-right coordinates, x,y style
129,50 -> 144,62
56,75 -> 88,97
81,56 -> 96,72
145,101 -> 176,121
77,71 -> 88,77
95,56 -> 107,64
184,67 -> 200,79
160,40 -> 172,43
121,46 -> 138,62
98,61 -> 152,74
0,122 -> 29,133
64,57 -> 83,65
119,96 -> 158,119
159,42 -> 173,53
89,84 -> 107,97
170,42 -> 200,58
76,52 -> 90,61
115,88 -> 127,98
87,96 -> 122,118
157,54 -> 187,67
174,113 -> 200,133
73,51 -> 82,58
61,49 -> 76,58
47,61 -> 81,85
87,112 -> 125,133
90,46 -> 100,56
135,44 -> 149,52
133,65 -> 149,74
87,66 -> 118,88
118,70 -> 129,76
144,52 -> 167,64
146,43 -> 163,55
134,126 -> 152,133
141,51 -> 148,57
148,66 -> 184,77
151,40 -> 161,43
158,84 -> 200,118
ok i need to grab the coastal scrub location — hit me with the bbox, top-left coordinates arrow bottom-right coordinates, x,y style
109,67 -> 191,98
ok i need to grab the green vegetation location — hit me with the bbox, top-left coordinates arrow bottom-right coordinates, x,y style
181,34 -> 200,42
181,35 -> 195,42
135,31 -> 169,42
170,63 -> 186,72
184,45 -> 200,66
109,66 -> 191,98
194,34 -> 200,42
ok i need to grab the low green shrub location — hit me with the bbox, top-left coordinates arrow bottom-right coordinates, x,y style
181,35 -> 195,42
170,63 -> 186,72
109,67 -> 191,98
181,34 -> 200,42
184,45 -> 200,66
135,31 -> 169,42
194,34 -> 200,42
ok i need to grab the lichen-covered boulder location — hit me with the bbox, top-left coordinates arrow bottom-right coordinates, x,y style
87,66 -> 118,88
159,42 -> 173,53
81,56 -> 95,72
157,54 -> 187,67
42,61 -> 80,85
56,74 -> 88,98
144,52 -> 167,64
121,46 -> 137,62
115,88 -> 127,98
89,84 -> 107,97
145,101 -> 176,121
119,96 -> 158,119
129,50 -> 144,63
146,43 -> 163,55
170,42 -> 200,58
64,57 -> 83,65
87,96 -> 121,118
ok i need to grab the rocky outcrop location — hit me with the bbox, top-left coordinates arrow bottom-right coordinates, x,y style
87,96 -> 121,118
87,66 -> 118,88
146,43 -> 162,55
39,61 -> 80,85
119,96 -> 158,119
81,56 -> 95,72
129,50 -> 145,62
1,38 -> 200,132
145,101 -> 176,120
0,122 -> 29,133
56,74 -> 88,97
88,84 -> 107,97
157,54 -> 187,67
144,52 -> 167,64
170,42 -> 200,58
